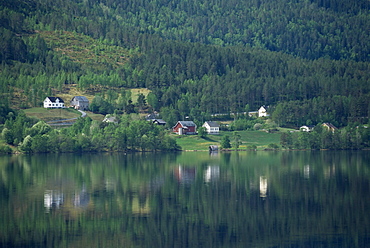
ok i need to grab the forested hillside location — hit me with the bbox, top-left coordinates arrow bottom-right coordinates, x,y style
0,0 -> 369,128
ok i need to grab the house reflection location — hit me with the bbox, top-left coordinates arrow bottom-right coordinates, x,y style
324,164 -> 336,178
260,176 -> 268,198
132,193 -> 151,216
174,165 -> 196,185
204,166 -> 220,183
73,187 -> 90,208
44,185 -> 91,213
304,165 -> 310,179
44,190 -> 64,213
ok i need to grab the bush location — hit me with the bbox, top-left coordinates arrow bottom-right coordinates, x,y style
247,144 -> 257,150
253,123 -> 263,130
0,144 -> 12,154
267,143 -> 279,149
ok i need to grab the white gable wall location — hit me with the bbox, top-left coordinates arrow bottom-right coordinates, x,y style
202,122 -> 220,134
258,106 -> 269,117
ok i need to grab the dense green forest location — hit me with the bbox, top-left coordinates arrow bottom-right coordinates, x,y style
0,0 -> 369,134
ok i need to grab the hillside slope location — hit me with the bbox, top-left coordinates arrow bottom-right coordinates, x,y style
0,0 -> 369,128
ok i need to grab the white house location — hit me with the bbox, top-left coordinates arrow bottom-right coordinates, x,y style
43,97 -> 65,108
258,106 -> 269,117
300,125 -> 315,132
202,121 -> 220,134
248,106 -> 269,117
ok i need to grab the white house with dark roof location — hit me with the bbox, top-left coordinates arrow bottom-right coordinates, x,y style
70,96 -> 89,110
202,121 -> 220,134
43,97 -> 65,108
151,119 -> 167,126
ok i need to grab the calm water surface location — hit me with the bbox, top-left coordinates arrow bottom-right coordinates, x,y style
0,151 -> 369,247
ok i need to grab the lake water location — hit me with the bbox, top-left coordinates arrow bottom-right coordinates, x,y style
0,151 -> 369,248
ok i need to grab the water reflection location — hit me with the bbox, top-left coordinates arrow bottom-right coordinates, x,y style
204,166 -> 220,183
173,165 -> 196,185
44,185 -> 91,213
259,176 -> 268,198
1,151 -> 370,248
132,193 -> 150,216
304,164 -> 310,179
73,186 -> 90,208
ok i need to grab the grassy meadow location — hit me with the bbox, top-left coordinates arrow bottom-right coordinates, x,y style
173,130 -> 282,151
24,107 -> 81,122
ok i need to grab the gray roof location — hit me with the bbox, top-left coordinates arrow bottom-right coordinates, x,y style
152,119 -> 166,124
204,121 -> 219,127
72,96 -> 89,102
178,121 -> 196,127
103,116 -> 118,123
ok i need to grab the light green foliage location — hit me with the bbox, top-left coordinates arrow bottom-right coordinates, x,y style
253,123 -> 263,130
198,127 -> 207,138
28,121 -> 52,137
232,131 -> 242,149
19,135 -> 33,153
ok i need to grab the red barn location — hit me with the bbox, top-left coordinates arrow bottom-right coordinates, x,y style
173,121 -> 197,135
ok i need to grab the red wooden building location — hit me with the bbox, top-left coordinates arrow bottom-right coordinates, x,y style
172,121 -> 197,135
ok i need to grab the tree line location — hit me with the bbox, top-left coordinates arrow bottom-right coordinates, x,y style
0,109 -> 179,153
280,124 -> 370,150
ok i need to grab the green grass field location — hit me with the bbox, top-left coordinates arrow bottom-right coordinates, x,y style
24,107 -> 82,122
174,130 -> 282,151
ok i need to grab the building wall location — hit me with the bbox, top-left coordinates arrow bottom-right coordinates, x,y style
44,99 -> 65,108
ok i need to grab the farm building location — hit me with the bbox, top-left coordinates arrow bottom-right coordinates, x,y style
173,121 -> 197,135
70,96 -> 89,110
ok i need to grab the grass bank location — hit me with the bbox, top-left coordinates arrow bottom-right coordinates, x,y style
174,130 -> 282,151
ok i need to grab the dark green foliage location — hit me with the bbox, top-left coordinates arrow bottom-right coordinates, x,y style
220,135 -> 231,149
136,93 -> 146,110
267,143 -> 279,149
90,95 -> 114,115
0,144 -> 12,153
